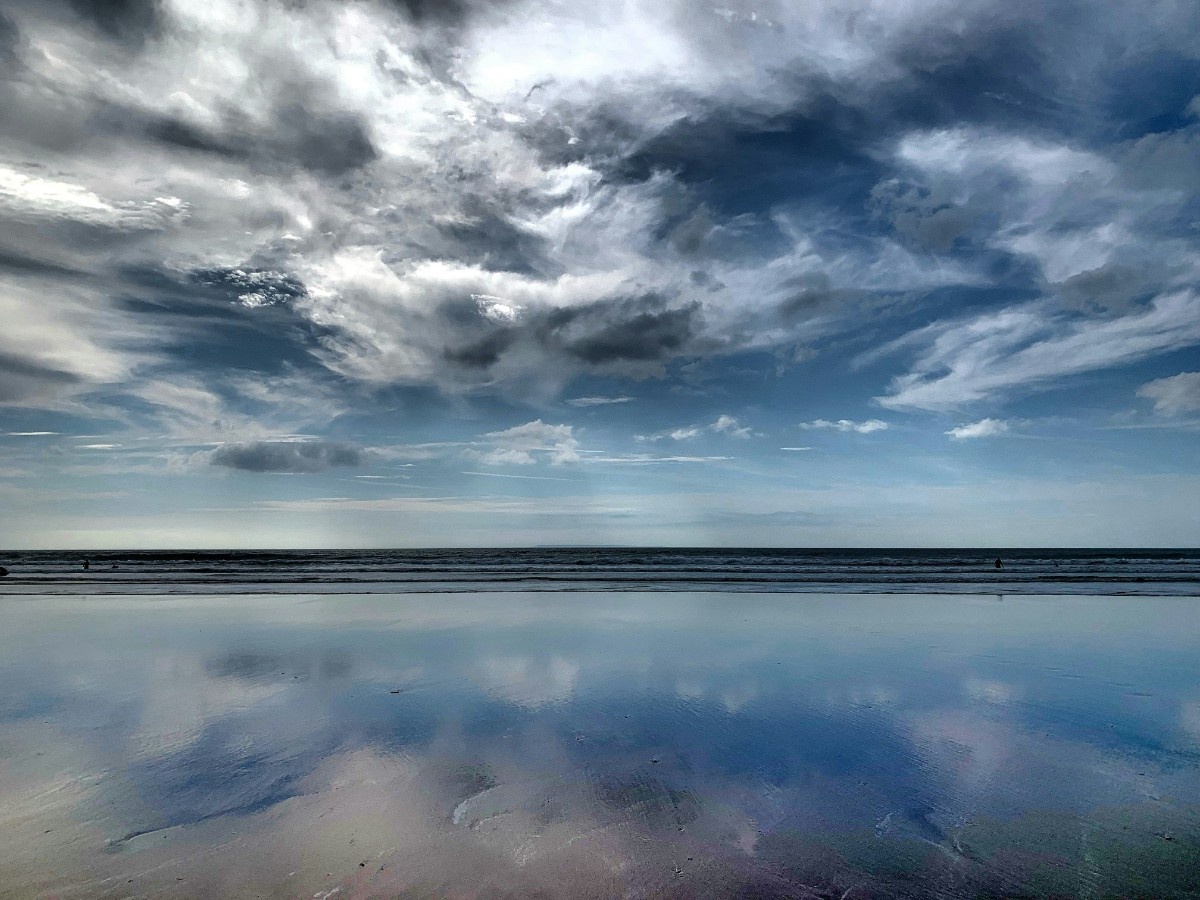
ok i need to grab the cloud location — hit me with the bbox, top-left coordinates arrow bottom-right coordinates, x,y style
642,414 -> 754,442
1137,372 -> 1200,415
565,395 -> 633,407
877,292 -> 1200,410
1,0 -> 1030,413
461,471 -> 572,482
798,419 -> 889,434
710,414 -> 753,438
0,164 -> 187,231
208,441 -> 365,473
583,454 -> 733,464
473,655 -> 580,708
473,420 -> 581,466
946,418 -> 1009,439
0,0 -> 1197,478
193,268 -> 307,309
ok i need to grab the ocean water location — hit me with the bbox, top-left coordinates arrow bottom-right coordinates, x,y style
1,547 -> 1197,595
2,558 -> 1200,897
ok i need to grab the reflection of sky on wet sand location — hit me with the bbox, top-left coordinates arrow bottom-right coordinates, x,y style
2,593 -> 1200,898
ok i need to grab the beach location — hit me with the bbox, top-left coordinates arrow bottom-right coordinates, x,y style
2,562 -> 1200,898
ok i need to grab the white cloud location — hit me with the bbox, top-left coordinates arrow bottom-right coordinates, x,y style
643,414 -> 754,442
878,292 -> 1200,410
889,126 -> 1184,291
946,418 -> 1009,439
798,419 -> 888,434
474,420 -> 581,466
1138,372 -> 1200,415
0,165 -> 188,231
472,294 -> 522,323
711,415 -> 753,438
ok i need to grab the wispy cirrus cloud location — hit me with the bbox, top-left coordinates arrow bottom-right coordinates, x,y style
565,396 -> 633,407
878,292 -> 1200,411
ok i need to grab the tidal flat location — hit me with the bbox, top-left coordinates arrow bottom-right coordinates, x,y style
2,591 -> 1199,898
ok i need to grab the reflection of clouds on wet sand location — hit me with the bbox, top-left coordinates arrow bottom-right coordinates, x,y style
2,591 -> 1200,897
963,677 -> 1020,706
673,675 -> 759,713
2,735 -> 762,897
474,655 -> 580,708
1180,700 -> 1200,742
133,655 -> 289,757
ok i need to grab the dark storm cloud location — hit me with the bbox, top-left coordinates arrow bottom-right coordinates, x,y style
138,114 -> 250,161
387,0 -> 510,27
774,274 -> 862,322
100,103 -> 377,176
443,331 -> 515,368
0,11 -> 20,60
537,297 -> 701,366
209,441 -> 364,474
430,294 -> 704,376
0,247 -> 86,279
66,0 -> 160,44
273,104 -> 378,175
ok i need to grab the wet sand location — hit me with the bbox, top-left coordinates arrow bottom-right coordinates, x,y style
2,591 -> 1199,898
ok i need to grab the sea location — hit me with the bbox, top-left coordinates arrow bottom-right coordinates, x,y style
1,546 -> 1197,595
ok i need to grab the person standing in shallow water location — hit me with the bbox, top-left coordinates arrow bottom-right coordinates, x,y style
995,557 -> 1003,569
83,559 -> 89,570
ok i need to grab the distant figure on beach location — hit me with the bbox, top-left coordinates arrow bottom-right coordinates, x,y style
83,559 -> 90,570
111,563 -> 119,569
994,557 -> 1003,569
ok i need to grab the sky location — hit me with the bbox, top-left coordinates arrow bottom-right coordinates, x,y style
0,0 -> 1197,548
